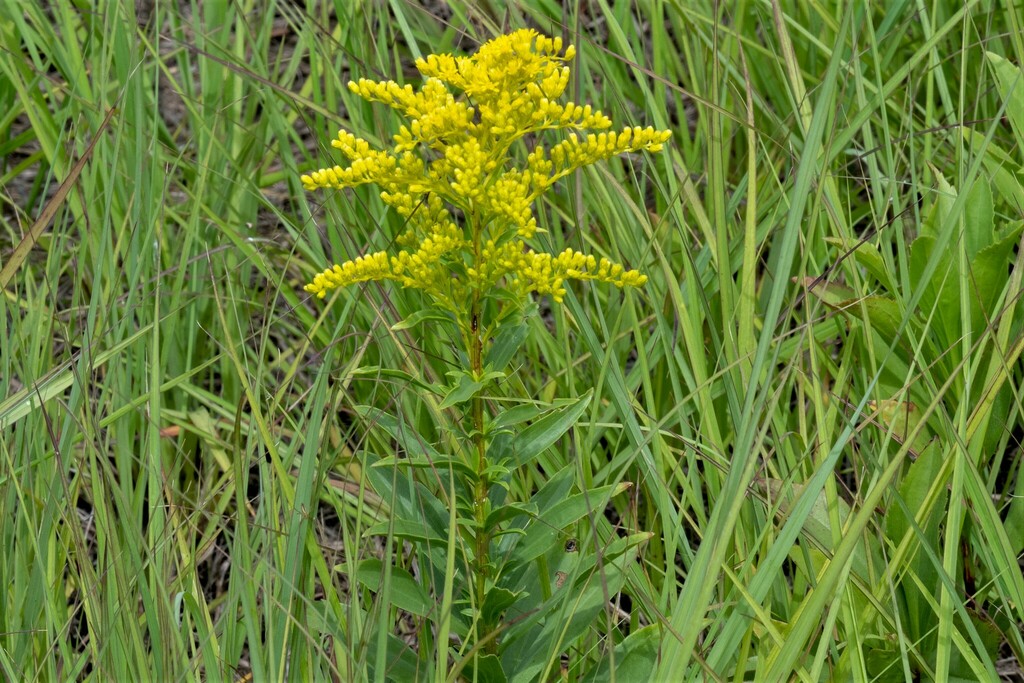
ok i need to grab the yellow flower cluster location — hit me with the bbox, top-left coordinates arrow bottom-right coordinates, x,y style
302,29 -> 669,314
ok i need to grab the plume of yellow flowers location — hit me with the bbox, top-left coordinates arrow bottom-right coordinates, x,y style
302,30 -> 670,317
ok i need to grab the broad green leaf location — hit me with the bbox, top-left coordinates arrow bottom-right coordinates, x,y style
480,586 -> 520,626
760,478 -> 880,584
508,546 -> 639,682
922,168 -> 957,241
356,406 -> 443,460
390,307 -> 455,331
860,295 -> 904,344
884,443 -> 947,642
485,320 -> 529,371
967,223 -> 1024,330
462,654 -> 507,683
869,398 -> 934,457
1005,455 -> 1024,556
438,372 -> 486,410
570,531 -> 653,576
365,460 -> 453,543
986,51 -> 1024,148
373,453 -> 477,480
366,633 -> 420,682
963,129 -> 1024,213
824,236 -> 894,290
908,234 -> 960,349
800,276 -> 857,308
582,625 -> 660,683
489,398 -> 582,432
505,482 -> 629,571
964,178 -> 994,259
484,501 -> 536,532
348,366 -> 435,392
354,559 -> 433,617
504,389 -> 593,467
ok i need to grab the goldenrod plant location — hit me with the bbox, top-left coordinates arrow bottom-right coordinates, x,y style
10,3 -> 1024,680
302,29 -> 669,676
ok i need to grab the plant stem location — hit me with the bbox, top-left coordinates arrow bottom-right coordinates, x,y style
467,217 -> 495,654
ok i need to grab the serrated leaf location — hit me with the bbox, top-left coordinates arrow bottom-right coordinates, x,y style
354,559 -> 433,617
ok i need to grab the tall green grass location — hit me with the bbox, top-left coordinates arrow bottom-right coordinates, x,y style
1,0 -> 1022,680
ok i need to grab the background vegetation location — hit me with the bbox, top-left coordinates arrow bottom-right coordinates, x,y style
1,0 -> 1023,680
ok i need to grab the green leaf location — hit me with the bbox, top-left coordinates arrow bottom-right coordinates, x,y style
964,178 -> 994,260
1003,456 -> 1024,556
347,366 -> 435,392
909,234 -> 959,348
484,501 -> 536,532
354,559 -> 434,617
505,482 -> 629,571
800,276 -> 857,308
869,397 -> 934,457
582,624 -> 660,683
390,307 -> 455,331
356,406 -> 443,460
489,398 -> 582,432
824,237 -> 894,290
489,404 -> 546,432
963,129 -> 1024,213
986,51 -> 1024,148
504,390 -> 593,467
502,545 -> 640,680
486,320 -> 529,371
861,295 -> 904,344
923,169 -> 957,241
462,654 -> 507,683
373,453 -> 477,480
760,478 -> 881,584
364,517 -> 449,545
967,223 -> 1024,329
884,443 -> 947,640
480,586 -> 520,626
438,372 -> 487,410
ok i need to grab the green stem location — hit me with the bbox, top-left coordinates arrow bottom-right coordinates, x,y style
466,212 -> 495,655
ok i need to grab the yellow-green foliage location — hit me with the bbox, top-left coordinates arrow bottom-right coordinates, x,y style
302,29 -> 669,318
